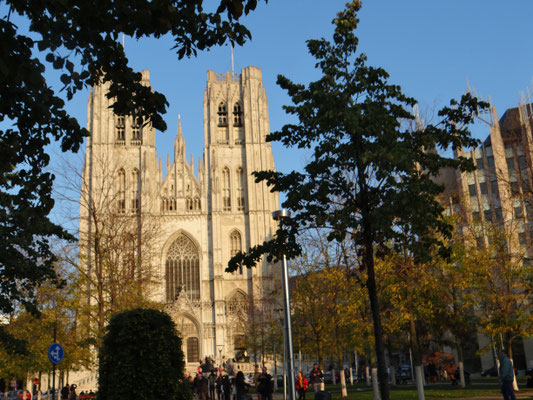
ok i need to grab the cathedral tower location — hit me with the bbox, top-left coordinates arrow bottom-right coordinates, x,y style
80,66 -> 279,376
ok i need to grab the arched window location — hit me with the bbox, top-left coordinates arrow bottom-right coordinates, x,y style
222,168 -> 231,211
131,116 -> 142,142
236,167 -> 245,211
131,168 -> 139,212
166,234 -> 200,301
230,230 -> 243,274
117,168 -> 126,212
186,337 -> 199,363
116,116 -> 125,141
217,102 -> 227,126
228,291 -> 248,314
233,102 -> 243,126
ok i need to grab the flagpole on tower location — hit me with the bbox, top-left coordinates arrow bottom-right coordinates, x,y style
231,43 -> 234,75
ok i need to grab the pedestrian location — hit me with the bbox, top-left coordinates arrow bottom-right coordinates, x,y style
198,373 -> 209,400
18,390 -> 31,400
61,385 -> 70,400
498,349 -> 517,400
216,372 -> 223,400
193,373 -> 202,400
257,367 -> 273,400
309,363 -> 323,393
208,370 -> 217,400
234,371 -> 249,400
69,384 -> 77,400
296,371 -> 308,400
221,374 -> 231,400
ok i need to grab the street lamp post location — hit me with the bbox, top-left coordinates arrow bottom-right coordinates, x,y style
217,345 -> 224,371
272,209 -> 297,400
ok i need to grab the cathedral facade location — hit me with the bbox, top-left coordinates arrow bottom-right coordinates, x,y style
80,66 -> 279,371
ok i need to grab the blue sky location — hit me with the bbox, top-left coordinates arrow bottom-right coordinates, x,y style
50,0 -> 533,221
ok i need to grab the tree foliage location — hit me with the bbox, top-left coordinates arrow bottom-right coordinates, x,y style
98,308 -> 190,400
0,0 -> 265,314
0,265 -> 89,386
228,2 -> 486,398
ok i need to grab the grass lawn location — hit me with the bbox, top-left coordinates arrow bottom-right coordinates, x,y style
290,381 -> 533,399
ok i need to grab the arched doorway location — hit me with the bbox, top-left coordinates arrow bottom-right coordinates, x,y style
176,315 -> 201,364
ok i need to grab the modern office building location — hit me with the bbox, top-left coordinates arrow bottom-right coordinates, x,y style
436,97 -> 533,371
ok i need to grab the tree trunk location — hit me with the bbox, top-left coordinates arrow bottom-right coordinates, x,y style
410,318 -> 425,400
507,338 -> 519,391
414,366 -> 425,400
456,341 -> 465,388
366,365 -> 371,387
364,243 -> 389,400
387,339 -> 396,387
354,350 -> 359,383
339,367 -> 348,398
371,368 -> 381,400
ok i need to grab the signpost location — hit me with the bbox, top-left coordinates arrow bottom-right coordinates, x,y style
48,343 -> 64,364
48,323 -> 64,400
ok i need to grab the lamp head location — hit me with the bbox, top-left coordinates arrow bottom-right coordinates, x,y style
272,209 -> 291,220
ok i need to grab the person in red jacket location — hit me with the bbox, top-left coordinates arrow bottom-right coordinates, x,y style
296,371 -> 308,400
18,390 -> 31,400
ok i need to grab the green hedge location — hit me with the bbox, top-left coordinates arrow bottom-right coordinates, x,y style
98,308 -> 191,400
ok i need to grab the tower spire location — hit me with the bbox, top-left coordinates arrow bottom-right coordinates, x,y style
231,44 -> 234,75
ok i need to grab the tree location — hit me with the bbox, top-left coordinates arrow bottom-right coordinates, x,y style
290,232 -> 357,397
54,150 -> 163,346
466,222 -> 533,379
0,263 -> 89,394
228,2 -> 486,399
0,0 -> 265,315
429,226 -> 480,389
98,308 -> 190,400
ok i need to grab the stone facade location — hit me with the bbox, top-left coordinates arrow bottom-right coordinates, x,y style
437,102 -> 533,371
80,66 -> 279,371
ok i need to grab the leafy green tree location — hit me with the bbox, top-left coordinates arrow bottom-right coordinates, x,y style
290,233 -> 356,397
0,265 -> 89,393
430,234 -> 480,388
466,223 -> 533,368
98,308 -> 190,400
228,2 -> 486,398
0,0 -> 264,314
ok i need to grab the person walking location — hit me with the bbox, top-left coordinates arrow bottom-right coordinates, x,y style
499,349 -> 516,400
60,385 -> 70,400
309,363 -> 323,393
257,367 -> 273,400
198,374 -> 209,400
234,371 -> 249,400
68,384 -> 77,400
208,370 -> 217,400
295,372 -> 308,400
215,373 -> 223,400
221,374 -> 231,400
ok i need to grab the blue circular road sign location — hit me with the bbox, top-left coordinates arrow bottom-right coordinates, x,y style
48,343 -> 64,364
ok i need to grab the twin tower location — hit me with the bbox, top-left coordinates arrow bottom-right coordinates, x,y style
81,66 -> 280,367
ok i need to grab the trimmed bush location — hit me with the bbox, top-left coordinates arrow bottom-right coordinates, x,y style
98,308 -> 191,400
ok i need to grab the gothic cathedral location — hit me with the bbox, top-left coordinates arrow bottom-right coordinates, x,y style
80,66 -> 279,369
